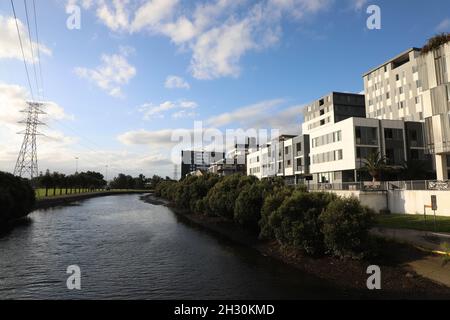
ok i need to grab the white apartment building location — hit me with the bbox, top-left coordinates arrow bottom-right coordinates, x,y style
417,41 -> 450,180
309,117 -> 407,185
363,48 -> 424,122
302,92 -> 366,134
364,40 -> 450,180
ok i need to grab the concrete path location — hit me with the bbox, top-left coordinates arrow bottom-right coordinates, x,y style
371,227 -> 450,253
372,227 -> 450,288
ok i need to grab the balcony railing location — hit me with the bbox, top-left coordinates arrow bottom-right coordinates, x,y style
306,180 -> 450,191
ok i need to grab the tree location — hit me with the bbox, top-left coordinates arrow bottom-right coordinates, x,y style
234,183 -> 264,230
400,159 -> 432,181
320,197 -> 375,259
421,33 -> 450,55
362,151 -> 387,183
0,172 -> 35,226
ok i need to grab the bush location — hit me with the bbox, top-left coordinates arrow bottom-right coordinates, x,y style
205,174 -> 257,219
234,183 -> 264,230
0,172 -> 36,225
270,191 -> 337,255
259,186 -> 294,240
320,197 -> 375,259
421,33 -> 450,55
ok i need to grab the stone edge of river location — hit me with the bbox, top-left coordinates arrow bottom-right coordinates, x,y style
141,193 -> 450,300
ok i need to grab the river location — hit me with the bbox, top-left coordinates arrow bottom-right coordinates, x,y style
0,194 -> 347,299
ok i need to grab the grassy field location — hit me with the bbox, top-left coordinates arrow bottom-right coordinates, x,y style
35,188 -> 151,200
35,188 -> 105,200
375,214 -> 450,233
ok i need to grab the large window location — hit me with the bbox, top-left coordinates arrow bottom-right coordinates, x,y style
355,127 -> 378,145
312,150 -> 343,164
312,130 -> 342,148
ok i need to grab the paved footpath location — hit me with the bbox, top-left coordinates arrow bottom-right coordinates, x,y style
372,227 -> 450,288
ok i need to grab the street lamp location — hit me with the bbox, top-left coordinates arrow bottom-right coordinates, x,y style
75,157 -> 79,173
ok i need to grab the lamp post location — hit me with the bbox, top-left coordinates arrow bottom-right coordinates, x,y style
75,157 -> 79,173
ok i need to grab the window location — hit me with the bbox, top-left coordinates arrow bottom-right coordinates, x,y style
396,74 -> 400,81
384,65 -> 388,72
399,87 -> 403,94
319,99 -> 324,106
386,92 -> 390,99
296,143 -> 302,152
285,146 -> 289,155
410,149 -> 419,160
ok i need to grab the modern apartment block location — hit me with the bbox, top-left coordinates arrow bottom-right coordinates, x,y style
363,48 -> 425,122
181,151 -> 225,178
309,117 -> 409,185
302,92 -> 366,134
208,139 -> 257,177
416,41 -> 450,180
247,135 -> 310,184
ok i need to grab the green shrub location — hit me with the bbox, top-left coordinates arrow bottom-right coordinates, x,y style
0,172 -> 36,225
206,174 -> 257,219
234,183 -> 264,230
270,191 -> 337,255
320,197 -> 375,259
259,186 -> 294,240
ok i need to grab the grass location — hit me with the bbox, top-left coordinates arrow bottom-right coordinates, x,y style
35,189 -> 150,200
375,214 -> 450,234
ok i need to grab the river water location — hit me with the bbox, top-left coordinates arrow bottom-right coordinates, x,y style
0,194 -> 348,299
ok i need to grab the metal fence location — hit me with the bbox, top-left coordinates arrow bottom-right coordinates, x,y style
306,180 -> 450,192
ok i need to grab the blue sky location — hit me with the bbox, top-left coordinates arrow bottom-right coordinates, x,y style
0,0 -> 449,178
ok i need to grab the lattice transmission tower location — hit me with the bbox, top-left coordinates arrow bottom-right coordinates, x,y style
13,101 -> 46,180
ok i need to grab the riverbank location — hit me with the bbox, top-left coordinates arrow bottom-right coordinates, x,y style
35,190 -> 151,210
141,193 -> 450,299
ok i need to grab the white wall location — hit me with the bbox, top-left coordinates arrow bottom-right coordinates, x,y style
322,190 -> 388,213
318,189 -> 450,217
388,190 -> 450,216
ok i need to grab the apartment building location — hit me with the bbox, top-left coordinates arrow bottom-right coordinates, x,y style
209,140 -> 257,176
416,41 -> 450,180
181,151 -> 225,178
363,48 -> 424,122
309,117 -> 408,184
302,92 -> 366,134
247,135 -> 310,184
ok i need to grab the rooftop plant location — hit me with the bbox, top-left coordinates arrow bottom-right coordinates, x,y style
421,33 -> 450,55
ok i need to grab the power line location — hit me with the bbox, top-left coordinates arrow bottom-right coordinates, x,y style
10,0 -> 34,100
23,0 -> 41,100
32,0 -> 45,100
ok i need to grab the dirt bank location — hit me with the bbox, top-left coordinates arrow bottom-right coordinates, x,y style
141,194 -> 450,299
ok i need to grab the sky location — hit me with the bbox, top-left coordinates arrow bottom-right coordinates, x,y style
0,0 -> 449,179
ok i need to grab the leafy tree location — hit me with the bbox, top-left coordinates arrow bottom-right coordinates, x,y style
206,174 -> 257,219
0,172 -> 35,226
234,183 -> 264,230
421,33 -> 450,55
270,191 -> 337,255
259,186 -> 294,240
320,197 -> 375,259
361,151 -> 387,183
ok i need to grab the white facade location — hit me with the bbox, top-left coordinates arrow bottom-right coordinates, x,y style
309,117 -> 406,184
417,42 -> 450,180
363,48 -> 424,122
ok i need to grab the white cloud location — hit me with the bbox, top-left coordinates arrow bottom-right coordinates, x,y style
436,18 -> 450,32
0,15 -> 51,63
118,128 -> 178,146
131,0 -> 179,32
351,0 -> 368,11
139,100 -> 198,120
0,83 -> 77,174
205,99 -> 285,128
75,51 -> 136,98
67,0 -> 331,80
165,75 -> 190,89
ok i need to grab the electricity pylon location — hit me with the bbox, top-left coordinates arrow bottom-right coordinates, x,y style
13,101 -> 46,180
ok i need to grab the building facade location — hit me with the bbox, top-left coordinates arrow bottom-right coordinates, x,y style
302,92 -> 366,134
417,42 -> 450,180
363,48 -> 424,122
181,151 -> 225,178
